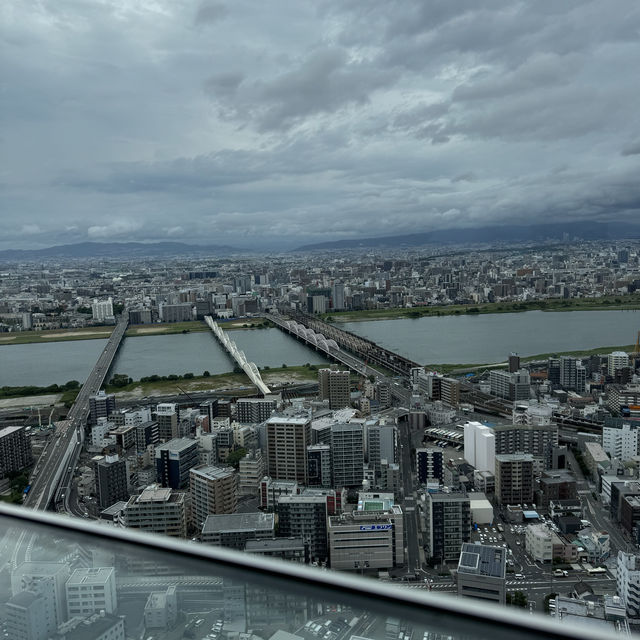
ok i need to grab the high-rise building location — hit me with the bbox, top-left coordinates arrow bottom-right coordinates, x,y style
91,297 -> 114,322
307,444 -> 332,487
65,567 -> 117,619
609,351 -> 630,377
365,423 -> 396,481
603,421 -> 638,460
238,449 -> 265,496
189,465 -> 237,528
266,416 -> 311,484
276,494 -> 329,562
155,438 -> 199,489
463,422 -> 495,472
489,369 -> 530,401
618,551 -> 640,617
330,422 -> 364,487
89,391 -> 116,425
416,448 -> 443,484
457,543 -> 506,605
492,423 -> 558,458
120,484 -> 188,538
508,353 -> 521,374
558,356 -> 586,392
494,454 -> 534,506
318,368 -> 351,409
0,426 -> 33,479
94,454 -> 129,510
423,493 -> 471,562
332,282 -> 345,310
155,403 -> 178,441
236,398 -> 277,424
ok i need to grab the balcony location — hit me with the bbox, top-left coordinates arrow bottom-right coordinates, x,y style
0,503 -> 620,640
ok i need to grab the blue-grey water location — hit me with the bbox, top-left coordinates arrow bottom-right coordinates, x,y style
0,328 -> 328,387
1,310 -> 637,386
341,309 -> 639,365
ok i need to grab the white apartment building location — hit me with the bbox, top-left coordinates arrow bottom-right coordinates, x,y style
525,524 -> 554,562
66,567 -> 117,619
91,297 -> 114,322
603,422 -> 638,460
463,421 -> 495,472
238,449 -> 265,496
609,351 -> 630,377
120,484 -> 187,538
617,551 -> 640,617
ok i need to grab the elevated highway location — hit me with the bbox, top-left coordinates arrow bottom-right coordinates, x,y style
24,313 -> 129,512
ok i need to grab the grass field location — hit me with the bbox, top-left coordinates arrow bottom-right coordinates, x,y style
0,319 -> 274,346
0,326 -> 113,345
433,343 -> 635,374
321,294 -> 640,323
105,365 -> 321,399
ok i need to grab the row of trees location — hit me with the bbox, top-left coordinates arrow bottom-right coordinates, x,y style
0,379 -> 80,399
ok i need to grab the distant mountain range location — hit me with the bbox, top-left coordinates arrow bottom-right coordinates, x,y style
0,241 -> 241,261
293,221 -> 640,251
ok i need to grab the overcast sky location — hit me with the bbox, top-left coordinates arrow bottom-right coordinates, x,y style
2,1 -> 640,250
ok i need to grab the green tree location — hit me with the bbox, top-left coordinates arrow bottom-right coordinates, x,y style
226,448 -> 247,469
202,370 -> 211,377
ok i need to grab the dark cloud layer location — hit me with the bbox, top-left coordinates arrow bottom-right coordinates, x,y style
1,0 -> 639,250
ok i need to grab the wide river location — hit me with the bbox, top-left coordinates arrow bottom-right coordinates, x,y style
343,309 -> 639,365
0,310 -> 637,386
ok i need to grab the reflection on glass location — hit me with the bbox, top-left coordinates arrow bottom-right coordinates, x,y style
0,509 -> 615,640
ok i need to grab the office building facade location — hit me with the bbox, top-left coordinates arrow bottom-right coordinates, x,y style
494,454 -> 534,506
424,493 -> 471,562
318,368 -> 351,410
0,426 -> 33,479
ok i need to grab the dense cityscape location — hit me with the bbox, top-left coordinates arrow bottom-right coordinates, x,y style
0,240 -> 639,638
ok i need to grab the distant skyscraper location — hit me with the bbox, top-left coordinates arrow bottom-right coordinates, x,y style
508,353 -> 521,373
332,282 -> 345,310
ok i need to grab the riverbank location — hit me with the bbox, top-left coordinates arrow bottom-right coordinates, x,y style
105,365 -> 319,400
433,343 -> 635,374
322,294 -> 640,323
0,318 -> 275,346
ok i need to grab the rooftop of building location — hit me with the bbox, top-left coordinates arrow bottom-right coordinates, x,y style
202,512 -> 274,534
191,464 -> 235,480
0,425 -> 24,438
245,537 -> 305,552
155,437 -> 196,452
458,543 -> 506,579
266,415 -> 311,425
136,485 -> 174,503
67,566 -> 114,585
495,453 -> 535,462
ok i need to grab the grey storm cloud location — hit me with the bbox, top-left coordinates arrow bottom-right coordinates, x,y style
1,0 -> 640,250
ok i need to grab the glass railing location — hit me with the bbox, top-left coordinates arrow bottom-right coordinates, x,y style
0,503 -> 624,640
